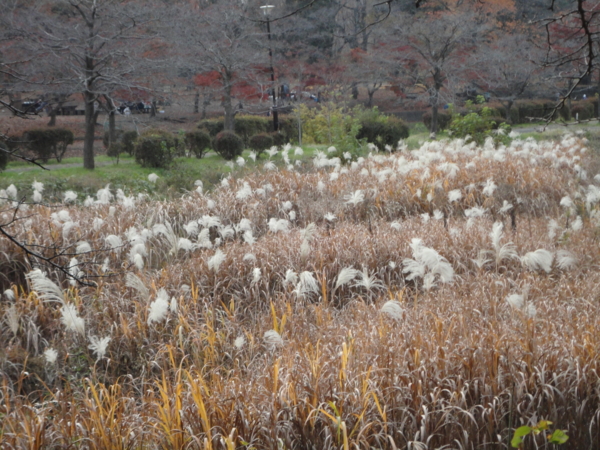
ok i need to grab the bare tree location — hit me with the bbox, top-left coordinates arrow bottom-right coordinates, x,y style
6,0 -> 159,169
473,32 -> 548,123
394,8 -> 487,135
169,1 -> 263,131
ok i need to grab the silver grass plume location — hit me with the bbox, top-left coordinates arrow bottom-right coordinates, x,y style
26,270 -> 65,304
125,273 -> 150,300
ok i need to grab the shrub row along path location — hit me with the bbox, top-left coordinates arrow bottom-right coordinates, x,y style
5,122 -> 594,173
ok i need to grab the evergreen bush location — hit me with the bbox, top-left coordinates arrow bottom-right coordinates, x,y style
357,116 -> 409,151
422,111 -> 453,131
185,130 -> 212,158
134,129 -> 176,168
248,133 -> 274,158
212,131 -> 244,160
24,128 -> 74,163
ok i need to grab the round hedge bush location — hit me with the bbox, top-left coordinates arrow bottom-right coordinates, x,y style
212,131 -> 244,160
185,130 -> 212,158
422,111 -> 453,132
248,133 -> 274,157
134,129 -> 176,168
357,117 -> 409,151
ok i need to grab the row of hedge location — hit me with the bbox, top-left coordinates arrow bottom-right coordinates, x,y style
423,99 -> 598,130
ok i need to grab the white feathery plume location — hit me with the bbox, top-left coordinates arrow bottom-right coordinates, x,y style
236,182 -> 253,200
105,235 -> 123,250
148,289 -> 170,324
199,215 -> 221,229
196,228 -> 213,249
547,219 -> 560,239
243,230 -> 256,245
521,249 -> 553,273
345,190 -> 365,206
499,200 -> 513,214
6,304 -> 19,336
268,218 -> 290,233
88,336 -> 111,360
284,269 -> 298,286
63,190 -> 77,203
243,253 -> 257,262
44,348 -> 58,365
571,216 -> 583,231
299,223 -> 317,242
555,250 -> 577,270
334,267 -> 359,291
289,210 -> 297,221
32,190 -> 43,203
506,294 -> 524,310
381,301 -> 404,320
490,222 -> 518,265
26,270 -> 65,304
126,273 -> 149,299
234,335 -> 246,350
76,241 -> 92,254
324,213 -> 336,222
353,266 -> 384,292
482,178 -> 497,196
183,220 -> 200,237
208,249 -> 226,272
60,303 -> 85,335
148,173 -> 159,183
177,238 -> 195,252
390,221 -> 402,231
263,330 -> 283,350
6,184 -> 17,200
93,218 -> 104,231
236,156 -> 245,167
264,161 -> 277,171
170,296 -> 178,314
4,288 -> 15,301
293,271 -> 320,298
251,267 -> 261,286
560,195 -> 574,209
32,180 -> 44,192
300,239 -> 310,259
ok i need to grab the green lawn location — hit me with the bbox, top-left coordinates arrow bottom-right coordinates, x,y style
0,147 -> 326,202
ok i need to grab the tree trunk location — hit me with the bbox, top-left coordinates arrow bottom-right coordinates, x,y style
201,93 -> 211,120
222,84 -> 234,131
150,100 -> 157,117
505,99 -> 514,124
431,103 -> 439,137
47,109 -> 57,127
367,89 -> 374,107
194,90 -> 199,114
83,91 -> 96,170
351,83 -> 359,100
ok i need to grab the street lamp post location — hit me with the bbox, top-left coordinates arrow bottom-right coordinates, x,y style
261,4 -> 279,132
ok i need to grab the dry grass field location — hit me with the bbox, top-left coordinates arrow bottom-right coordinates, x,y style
1,132 -> 599,449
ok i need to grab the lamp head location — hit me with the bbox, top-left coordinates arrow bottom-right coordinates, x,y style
260,5 -> 275,16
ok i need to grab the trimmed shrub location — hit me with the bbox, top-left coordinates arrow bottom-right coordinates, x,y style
278,115 -> 298,143
134,129 -> 176,168
449,107 -> 511,146
270,131 -> 287,147
24,128 -> 74,163
234,116 -> 270,142
185,130 -> 212,158
122,131 -> 138,156
197,119 -> 224,137
103,129 -> 124,149
357,117 -> 409,151
212,131 -> 244,160
422,111 -> 453,131
571,101 -> 596,121
248,133 -> 274,158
